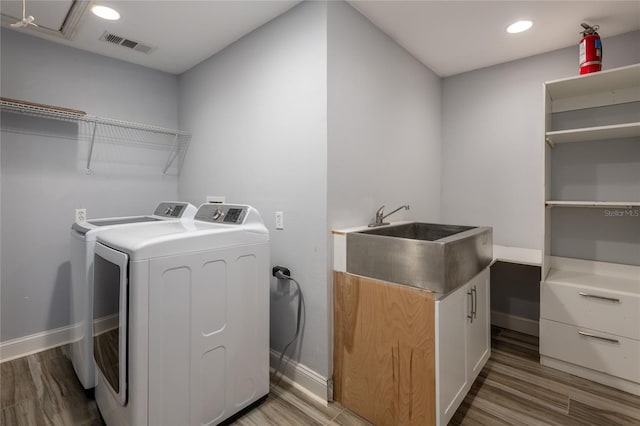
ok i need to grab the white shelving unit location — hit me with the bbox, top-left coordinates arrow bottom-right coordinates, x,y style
541,64 -> 640,396
0,98 -> 192,175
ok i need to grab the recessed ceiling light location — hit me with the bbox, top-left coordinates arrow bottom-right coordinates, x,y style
92,5 -> 120,21
507,20 -> 533,34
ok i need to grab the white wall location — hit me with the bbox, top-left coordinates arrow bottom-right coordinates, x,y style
326,1 -> 442,381
327,1 -> 442,230
441,30 -> 640,250
178,2 -> 329,377
1,29 -> 180,342
327,2 -> 441,386
178,0 -> 442,382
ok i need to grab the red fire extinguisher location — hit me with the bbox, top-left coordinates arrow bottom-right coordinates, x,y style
579,22 -> 602,75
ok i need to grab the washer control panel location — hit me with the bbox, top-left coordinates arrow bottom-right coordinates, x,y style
153,202 -> 189,218
195,204 -> 248,224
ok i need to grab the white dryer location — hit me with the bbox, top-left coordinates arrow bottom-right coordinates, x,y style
70,201 -> 197,389
93,204 -> 269,426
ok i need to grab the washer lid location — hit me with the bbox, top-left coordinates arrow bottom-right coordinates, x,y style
96,205 -> 268,260
72,216 -> 160,235
71,201 -> 197,236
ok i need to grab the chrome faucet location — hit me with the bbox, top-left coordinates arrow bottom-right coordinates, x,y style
368,204 -> 410,227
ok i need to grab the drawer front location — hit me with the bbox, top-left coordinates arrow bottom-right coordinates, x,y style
541,281 -> 640,339
540,319 -> 640,383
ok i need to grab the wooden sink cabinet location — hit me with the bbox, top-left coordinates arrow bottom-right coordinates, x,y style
333,268 -> 490,426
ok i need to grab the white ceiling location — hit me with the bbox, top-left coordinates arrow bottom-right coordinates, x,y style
0,1 -> 301,74
1,1 -> 639,76
349,0 -> 640,76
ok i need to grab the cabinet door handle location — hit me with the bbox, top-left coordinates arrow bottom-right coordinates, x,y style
578,331 -> 620,344
467,290 -> 473,322
579,292 -> 620,303
471,286 -> 477,319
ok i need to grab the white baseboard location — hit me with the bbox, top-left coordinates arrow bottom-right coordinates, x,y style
0,323 -> 75,363
0,315 -> 118,363
270,349 -> 330,405
94,314 -> 119,335
491,310 -> 539,337
541,355 -> 640,396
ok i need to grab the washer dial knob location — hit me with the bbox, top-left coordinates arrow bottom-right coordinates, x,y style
212,207 -> 224,221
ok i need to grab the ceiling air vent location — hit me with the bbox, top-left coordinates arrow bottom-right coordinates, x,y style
99,31 -> 154,54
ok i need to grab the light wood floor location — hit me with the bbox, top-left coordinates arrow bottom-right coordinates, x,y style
452,328 -> 640,425
1,327 -> 639,425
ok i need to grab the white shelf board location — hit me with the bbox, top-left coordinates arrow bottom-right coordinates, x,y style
547,256 -> 640,282
545,264 -> 640,295
546,63 -> 640,101
0,99 -> 191,175
545,201 -> 640,208
493,245 -> 541,266
546,122 -> 640,145
0,99 -> 189,135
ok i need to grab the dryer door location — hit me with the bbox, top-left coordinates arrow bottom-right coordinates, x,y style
93,243 -> 129,406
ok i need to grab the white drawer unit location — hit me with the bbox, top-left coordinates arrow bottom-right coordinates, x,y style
541,270 -> 640,340
539,258 -> 640,395
540,319 -> 640,384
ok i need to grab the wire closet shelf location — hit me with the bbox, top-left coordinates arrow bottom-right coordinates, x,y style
0,98 -> 191,175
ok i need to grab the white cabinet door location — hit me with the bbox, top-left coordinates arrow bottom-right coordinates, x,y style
468,269 -> 491,379
437,267 -> 491,425
437,282 -> 469,426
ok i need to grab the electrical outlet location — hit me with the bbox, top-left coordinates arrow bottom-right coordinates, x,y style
273,266 -> 291,294
75,208 -> 86,222
275,211 -> 284,230
272,266 -> 291,277
206,196 -> 225,204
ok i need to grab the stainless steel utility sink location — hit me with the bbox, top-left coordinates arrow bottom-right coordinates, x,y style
346,222 -> 493,294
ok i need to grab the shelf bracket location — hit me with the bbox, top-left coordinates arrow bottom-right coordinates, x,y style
163,133 -> 180,175
545,137 -> 555,148
85,121 -> 98,174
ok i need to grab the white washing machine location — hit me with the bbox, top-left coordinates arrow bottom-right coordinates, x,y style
92,204 -> 269,426
70,201 -> 197,389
